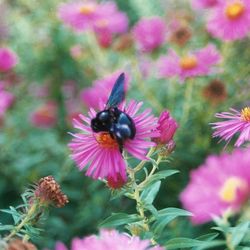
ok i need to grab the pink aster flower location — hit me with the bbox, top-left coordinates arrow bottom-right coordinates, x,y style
0,47 -> 18,72
0,89 -> 15,117
93,2 -> 128,48
180,148 -> 250,224
133,17 -> 167,53
57,1 -> 99,32
30,101 -> 57,129
153,110 -> 179,145
80,71 -> 129,109
158,44 -> 221,81
55,229 -> 163,250
207,0 -> 250,41
68,100 -> 158,183
211,107 -> 250,147
93,2 -> 128,35
191,0 -> 220,9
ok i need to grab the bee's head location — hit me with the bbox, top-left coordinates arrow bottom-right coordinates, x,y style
91,110 -> 111,132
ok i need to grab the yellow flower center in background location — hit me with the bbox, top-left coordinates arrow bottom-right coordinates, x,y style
79,4 -> 96,15
241,107 -> 250,122
96,132 -> 118,148
225,2 -> 245,20
95,19 -> 109,28
179,56 -> 198,70
219,176 -> 247,203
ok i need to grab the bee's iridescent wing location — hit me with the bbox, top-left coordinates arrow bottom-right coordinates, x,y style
106,73 -> 125,108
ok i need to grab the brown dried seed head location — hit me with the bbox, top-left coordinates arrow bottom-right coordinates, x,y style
35,176 -> 69,208
170,26 -> 192,47
202,79 -> 227,105
7,239 -> 37,250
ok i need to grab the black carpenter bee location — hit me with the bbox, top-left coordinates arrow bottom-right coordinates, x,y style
91,73 -> 136,152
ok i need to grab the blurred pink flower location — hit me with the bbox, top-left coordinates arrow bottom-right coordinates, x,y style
211,107 -> 250,147
0,89 -> 15,117
80,71 -> 129,109
68,100 -> 158,182
158,44 -> 221,81
58,1 -> 128,36
30,101 -> 57,129
70,44 -> 83,59
93,2 -> 128,35
57,1 -> 99,32
207,0 -> 250,41
96,30 -> 113,48
191,0 -> 220,9
0,47 -> 18,72
180,148 -> 250,224
133,17 -> 167,53
55,229 -> 164,250
153,110 -> 179,145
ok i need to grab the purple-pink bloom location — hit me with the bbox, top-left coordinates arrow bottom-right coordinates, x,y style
0,89 -> 15,117
207,0 -> 250,41
153,110 -> 179,145
80,71 -> 129,109
57,1 -> 128,36
57,1 -> 99,32
191,0 -> 220,9
180,148 -> 250,224
93,2 -> 128,35
0,47 -> 18,72
68,100 -> 158,183
30,101 -> 58,129
211,107 -> 250,147
158,44 -> 221,81
55,229 -> 163,250
133,17 -> 167,53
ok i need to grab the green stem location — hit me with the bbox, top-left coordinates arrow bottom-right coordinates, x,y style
181,79 -> 194,125
85,31 -> 109,76
133,147 -> 155,173
132,58 -> 163,112
4,203 -> 38,242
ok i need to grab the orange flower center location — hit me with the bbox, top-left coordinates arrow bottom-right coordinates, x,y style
219,176 -> 247,203
179,56 -> 198,70
225,2 -> 245,20
95,132 -> 118,149
38,107 -> 53,118
241,107 -> 250,122
95,19 -> 109,28
79,4 -> 96,15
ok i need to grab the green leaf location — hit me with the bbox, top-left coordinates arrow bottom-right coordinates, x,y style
0,224 -> 14,231
231,221 -> 250,247
165,237 -> 225,249
99,213 -> 140,228
140,181 -> 161,205
143,170 -> 179,187
152,208 -> 192,235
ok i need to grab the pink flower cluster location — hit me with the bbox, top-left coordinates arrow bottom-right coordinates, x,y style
180,148 -> 250,224
55,229 -> 163,250
192,0 -> 250,41
0,47 -> 18,72
133,17 -> 167,53
58,1 -> 128,46
158,44 -> 221,81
